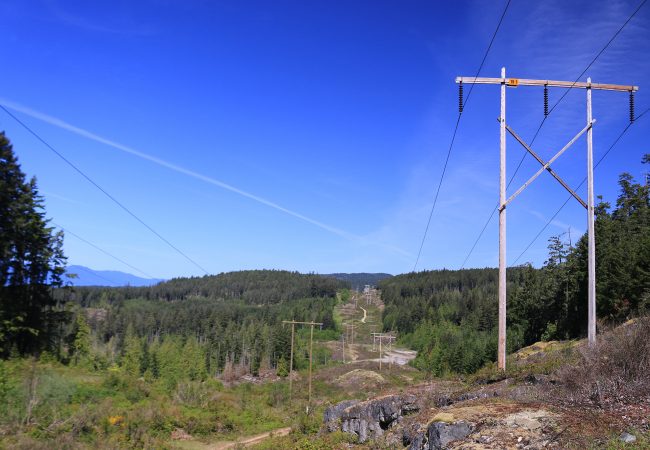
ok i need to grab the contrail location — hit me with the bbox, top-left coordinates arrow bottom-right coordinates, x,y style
0,98 -> 411,257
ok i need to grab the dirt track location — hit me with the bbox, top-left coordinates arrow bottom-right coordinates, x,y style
207,427 -> 292,449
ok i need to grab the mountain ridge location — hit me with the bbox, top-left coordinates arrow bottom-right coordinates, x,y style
65,265 -> 164,287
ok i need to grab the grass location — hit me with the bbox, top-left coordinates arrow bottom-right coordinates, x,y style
0,357 -> 297,449
467,339 -> 580,385
0,348 -> 420,449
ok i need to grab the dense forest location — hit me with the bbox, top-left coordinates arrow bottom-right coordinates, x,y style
65,269 -> 343,305
0,133 -> 67,357
324,273 -> 393,291
381,155 -> 649,376
57,270 -> 348,382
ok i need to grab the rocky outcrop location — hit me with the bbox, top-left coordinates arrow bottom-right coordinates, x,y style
323,400 -> 359,432
324,394 -> 419,442
403,420 -> 473,450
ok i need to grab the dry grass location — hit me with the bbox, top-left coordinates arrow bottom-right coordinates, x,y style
555,317 -> 650,407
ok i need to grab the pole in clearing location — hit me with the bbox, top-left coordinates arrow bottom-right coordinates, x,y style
289,323 -> 295,401
455,69 -> 639,365
379,337 -> 381,372
308,323 -> 314,413
586,78 -> 596,345
498,66 -> 507,370
282,320 -> 322,411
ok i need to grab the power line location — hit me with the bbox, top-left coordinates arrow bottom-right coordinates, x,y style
508,0 -> 648,187
412,0 -> 512,271
511,106 -> 648,265
53,222 -> 156,279
459,0 -> 647,269
0,105 -> 210,275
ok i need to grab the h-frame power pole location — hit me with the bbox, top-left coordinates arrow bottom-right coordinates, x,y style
372,333 -> 396,371
456,68 -> 638,370
282,320 -> 323,412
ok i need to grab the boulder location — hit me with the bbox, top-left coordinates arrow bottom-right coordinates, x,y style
403,420 -> 473,449
427,421 -> 473,449
620,432 -> 636,443
323,400 -> 359,432
325,394 -> 420,443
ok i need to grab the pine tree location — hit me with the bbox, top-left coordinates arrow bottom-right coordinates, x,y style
0,132 -> 67,356
71,312 -> 91,366
121,325 -> 143,377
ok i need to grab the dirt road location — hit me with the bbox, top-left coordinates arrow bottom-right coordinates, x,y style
213,427 -> 291,448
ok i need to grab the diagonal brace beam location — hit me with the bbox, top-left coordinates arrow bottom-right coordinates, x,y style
501,120 -> 595,210
504,123 -> 587,209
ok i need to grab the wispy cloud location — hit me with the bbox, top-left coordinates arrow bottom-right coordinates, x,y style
0,98 -> 411,257
41,190 -> 83,205
45,0 -> 156,36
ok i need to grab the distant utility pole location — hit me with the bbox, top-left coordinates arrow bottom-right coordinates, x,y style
456,68 -> 639,370
372,333 -> 396,371
345,323 -> 357,347
282,320 -> 323,412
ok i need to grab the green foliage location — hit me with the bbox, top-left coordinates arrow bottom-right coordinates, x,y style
121,325 -> 143,377
0,132 -> 68,356
71,312 -> 91,367
65,269 -> 346,306
276,356 -> 289,377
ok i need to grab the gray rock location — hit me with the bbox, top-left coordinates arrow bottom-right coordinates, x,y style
620,432 -> 636,443
427,421 -> 473,449
323,400 -> 359,432
331,394 -> 420,443
403,423 -> 427,450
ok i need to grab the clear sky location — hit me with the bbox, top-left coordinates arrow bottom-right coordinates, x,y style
1,0 -> 649,279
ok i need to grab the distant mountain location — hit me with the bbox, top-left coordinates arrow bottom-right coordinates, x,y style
65,265 -> 164,287
323,273 -> 393,290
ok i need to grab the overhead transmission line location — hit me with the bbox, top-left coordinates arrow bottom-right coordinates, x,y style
459,0 -> 647,269
0,105 -> 209,275
412,0 -> 512,271
511,105 -> 649,265
52,222 -> 156,279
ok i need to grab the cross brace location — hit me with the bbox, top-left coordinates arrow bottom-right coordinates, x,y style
283,320 -> 323,326
503,123 -> 587,209
500,120 -> 594,210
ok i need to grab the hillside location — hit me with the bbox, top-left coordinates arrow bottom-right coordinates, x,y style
65,269 -> 348,305
324,273 -> 393,290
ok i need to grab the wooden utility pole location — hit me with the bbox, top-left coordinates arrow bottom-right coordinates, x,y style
586,79 -> 597,345
345,323 -> 357,347
282,320 -> 323,412
309,323 -> 314,413
456,69 -> 639,368
372,333 -> 396,371
289,322 -> 295,401
499,66 -> 506,371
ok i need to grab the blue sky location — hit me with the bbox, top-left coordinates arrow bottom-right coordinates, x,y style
1,0 -> 648,279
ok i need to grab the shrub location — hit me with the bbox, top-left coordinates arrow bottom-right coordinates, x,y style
556,317 -> 650,406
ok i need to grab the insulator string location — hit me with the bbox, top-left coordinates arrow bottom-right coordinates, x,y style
459,82 -> 464,113
544,85 -> 549,116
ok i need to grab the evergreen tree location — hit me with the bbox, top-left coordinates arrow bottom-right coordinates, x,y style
121,325 -> 143,377
71,312 -> 91,366
0,132 -> 67,356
